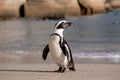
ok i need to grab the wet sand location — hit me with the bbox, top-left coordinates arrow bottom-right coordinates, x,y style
0,54 -> 120,80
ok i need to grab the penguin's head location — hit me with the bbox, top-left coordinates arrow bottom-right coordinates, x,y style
54,20 -> 73,30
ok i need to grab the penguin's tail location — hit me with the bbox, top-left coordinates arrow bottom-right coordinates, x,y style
68,61 -> 76,71
69,67 -> 76,71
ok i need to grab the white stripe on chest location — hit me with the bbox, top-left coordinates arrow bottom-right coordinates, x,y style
49,35 -> 68,67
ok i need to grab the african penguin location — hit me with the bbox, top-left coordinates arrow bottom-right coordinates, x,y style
42,20 -> 75,72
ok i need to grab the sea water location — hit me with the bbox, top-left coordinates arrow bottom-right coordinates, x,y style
0,10 -> 120,63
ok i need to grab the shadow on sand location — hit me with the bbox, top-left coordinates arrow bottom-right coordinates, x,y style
0,69 -> 56,73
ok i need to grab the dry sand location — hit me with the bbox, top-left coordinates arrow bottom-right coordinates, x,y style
0,64 -> 120,80
0,54 -> 120,80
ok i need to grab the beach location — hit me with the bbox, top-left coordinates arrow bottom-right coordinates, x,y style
0,54 -> 120,80
0,62 -> 120,80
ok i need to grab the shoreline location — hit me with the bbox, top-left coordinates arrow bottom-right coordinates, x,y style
0,53 -> 120,64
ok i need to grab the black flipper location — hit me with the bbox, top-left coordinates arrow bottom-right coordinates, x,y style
42,45 -> 49,60
62,38 -> 75,71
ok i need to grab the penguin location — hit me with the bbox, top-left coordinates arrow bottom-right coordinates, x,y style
42,20 -> 75,72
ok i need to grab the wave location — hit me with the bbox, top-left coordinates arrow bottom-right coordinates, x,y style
73,52 -> 120,58
73,52 -> 120,63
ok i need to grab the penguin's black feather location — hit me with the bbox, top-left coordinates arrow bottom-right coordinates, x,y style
42,45 -> 49,60
62,38 -> 75,71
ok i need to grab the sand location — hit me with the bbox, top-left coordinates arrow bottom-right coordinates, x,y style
0,64 -> 120,80
0,55 -> 120,80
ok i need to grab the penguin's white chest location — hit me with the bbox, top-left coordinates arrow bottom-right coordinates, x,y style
49,35 -> 68,67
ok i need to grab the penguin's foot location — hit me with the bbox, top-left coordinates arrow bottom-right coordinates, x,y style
55,67 -> 66,73
60,67 -> 66,72
69,67 -> 76,71
58,67 -> 62,71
